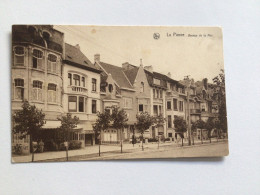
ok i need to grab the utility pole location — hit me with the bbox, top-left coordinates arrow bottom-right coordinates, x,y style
184,75 -> 192,146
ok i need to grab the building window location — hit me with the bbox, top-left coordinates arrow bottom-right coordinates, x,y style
13,46 -> 25,66
140,82 -> 144,92
14,79 -> 24,100
167,101 -> 171,110
48,83 -> 57,103
153,89 -> 155,98
68,96 -> 77,112
159,90 -> 162,98
32,80 -> 43,101
47,54 -> 58,74
32,49 -> 43,69
139,104 -> 144,112
168,133 -> 172,137
108,84 -> 113,93
73,74 -> 80,86
124,97 -> 133,109
159,105 -> 162,114
153,105 -> 158,116
202,105 -> 206,112
68,73 -> 72,85
179,101 -> 184,112
92,100 -> 97,113
173,98 -> 178,110
82,77 -> 85,87
153,78 -> 160,85
79,97 -> 84,112
92,78 -> 97,92
168,115 -> 172,128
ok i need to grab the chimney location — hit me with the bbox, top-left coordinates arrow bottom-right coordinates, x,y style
140,59 -> 143,68
75,44 -> 80,50
144,65 -> 153,73
203,78 -> 208,90
94,54 -> 100,63
122,62 -> 130,70
167,72 -> 171,78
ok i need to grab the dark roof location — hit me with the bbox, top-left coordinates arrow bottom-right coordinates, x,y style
123,66 -> 139,85
64,43 -> 101,73
99,62 -> 133,89
12,25 -> 63,53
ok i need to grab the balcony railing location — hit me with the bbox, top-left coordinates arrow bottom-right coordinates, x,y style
67,85 -> 88,94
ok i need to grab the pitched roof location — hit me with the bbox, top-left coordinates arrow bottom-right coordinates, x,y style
99,62 -> 133,89
123,65 -> 139,85
64,43 -> 101,73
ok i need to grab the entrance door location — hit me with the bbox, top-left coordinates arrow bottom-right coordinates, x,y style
85,134 -> 93,146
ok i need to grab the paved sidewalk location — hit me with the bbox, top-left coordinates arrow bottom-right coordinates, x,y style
12,141 -> 177,163
12,138 -> 227,163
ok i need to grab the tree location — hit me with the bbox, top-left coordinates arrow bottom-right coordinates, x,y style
152,114 -> 166,149
213,69 -> 227,135
58,113 -> 79,161
136,112 -> 154,151
194,119 -> 206,144
111,106 -> 128,153
205,118 -> 215,143
173,116 -> 187,146
93,110 -> 111,156
12,100 -> 45,162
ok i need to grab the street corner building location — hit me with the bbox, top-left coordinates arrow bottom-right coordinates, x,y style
11,25 -> 228,161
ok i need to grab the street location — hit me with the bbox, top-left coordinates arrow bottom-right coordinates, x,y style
36,141 -> 228,162
91,142 -> 229,160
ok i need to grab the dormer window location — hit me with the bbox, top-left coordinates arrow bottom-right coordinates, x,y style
108,84 -> 113,93
13,46 -> 25,66
32,49 -> 43,70
153,78 -> 160,85
43,31 -> 51,40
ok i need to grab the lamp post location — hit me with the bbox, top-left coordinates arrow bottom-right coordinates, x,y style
184,76 -> 192,146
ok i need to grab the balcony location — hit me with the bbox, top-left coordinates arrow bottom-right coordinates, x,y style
67,85 -> 88,95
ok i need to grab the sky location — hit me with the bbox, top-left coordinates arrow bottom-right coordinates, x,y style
54,25 -> 224,82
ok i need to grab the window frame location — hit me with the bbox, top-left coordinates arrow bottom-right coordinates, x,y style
47,53 -> 58,74
123,97 -> 133,109
68,96 -> 77,112
32,48 -> 43,69
32,80 -> 43,101
173,98 -> 178,111
14,78 -> 24,100
168,115 -> 172,128
13,46 -> 25,66
92,78 -> 97,92
47,83 -> 57,103
167,100 -> 172,110
92,99 -> 97,113
78,96 -> 84,112
179,101 -> 184,112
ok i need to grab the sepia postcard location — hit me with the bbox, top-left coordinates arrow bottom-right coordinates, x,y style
11,25 -> 228,162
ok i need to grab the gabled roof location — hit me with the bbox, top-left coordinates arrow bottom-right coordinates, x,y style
144,70 -> 168,89
123,65 -> 139,85
64,43 -> 101,73
99,62 -> 133,89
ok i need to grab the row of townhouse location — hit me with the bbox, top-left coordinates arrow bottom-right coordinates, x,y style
12,25 -> 219,149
